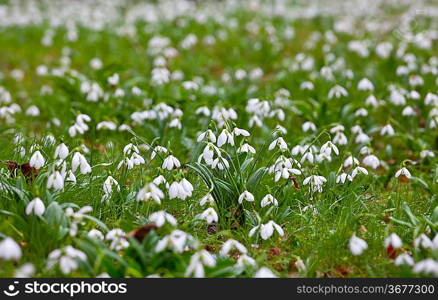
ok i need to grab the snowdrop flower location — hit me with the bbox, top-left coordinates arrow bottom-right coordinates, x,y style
384,233 -> 402,249
0,237 -> 22,260
65,206 -> 93,236
254,267 -> 277,278
169,179 -> 193,200
344,156 -> 359,168
349,234 -> 368,256
217,129 -> 234,147
402,106 -> 416,116
25,197 -> 45,216
130,152 -> 145,166
303,175 -> 327,193
236,254 -> 257,267
320,141 -> 339,156
250,220 -> 284,240
414,234 -> 433,249
412,259 -> 438,277
269,137 -> 288,151
150,146 -> 168,159
88,229 -> 104,240
302,121 -> 317,132
328,85 -> 348,99
46,246 -> 87,274
394,253 -> 414,266
29,150 -> 45,169
106,229 -> 129,251
102,176 -> 120,201
237,143 -> 256,154
54,143 -> 69,160
363,155 -> 380,169
200,193 -> 215,206
185,250 -> 216,278
420,150 -> 435,159
107,73 -> 119,85
238,191 -> 254,204
261,194 -> 278,207
162,155 -> 181,170
14,263 -> 35,278
137,183 -> 164,204
336,173 -> 353,184
123,143 -> 139,155
149,211 -> 177,227
220,239 -> 247,256
355,132 -> 371,144
381,124 -> 395,136
155,230 -> 196,253
333,131 -> 348,145
197,130 -> 216,143
199,207 -> 218,224
357,78 -> 374,91
47,171 -> 64,190
72,152 -> 91,174
233,127 -> 250,137
351,166 -> 368,178
395,167 -> 411,179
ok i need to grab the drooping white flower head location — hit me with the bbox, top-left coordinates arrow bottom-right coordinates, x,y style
0,237 -> 22,260
30,150 -> 45,169
349,234 -> 368,256
25,197 -> 45,216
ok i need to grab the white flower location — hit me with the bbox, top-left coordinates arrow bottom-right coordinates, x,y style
261,194 -> 278,207
414,234 -> 433,249
149,211 -> 177,227
47,171 -> 64,190
351,166 -> 368,178
395,167 -> 411,179
260,220 -> 284,240
155,230 -> 196,253
220,239 -> 247,256
199,207 -> 218,224
254,267 -> 277,278
328,85 -> 348,99
238,191 -> 254,204
412,259 -> 438,277
269,137 -> 288,151
185,250 -> 216,278
233,127 -> 250,137
137,183 -> 164,204
72,152 -> 91,174
236,254 -> 257,267
394,253 -> 414,266
358,78 -> 374,91
197,130 -> 216,143
237,143 -> 256,154
106,229 -> 129,251
46,246 -> 87,274
303,175 -> 327,193
349,234 -> 368,256
169,179 -> 193,200
336,173 -> 353,184
54,143 -> 69,160
217,129 -> 234,147
162,155 -> 181,170
200,193 -> 215,206
14,263 -> 35,278
302,121 -> 317,132
384,233 -> 402,249
381,124 -> 395,136
88,229 -> 104,240
0,237 -> 22,260
363,155 -> 380,169
320,141 -> 339,156
344,156 -> 359,168
29,150 -> 45,169
25,197 -> 45,216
